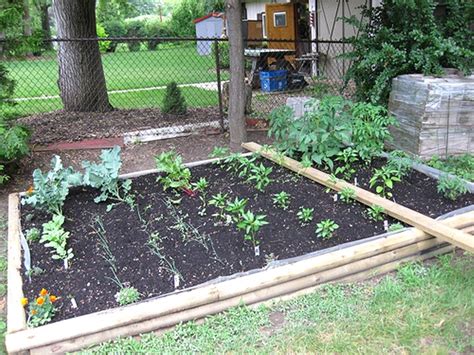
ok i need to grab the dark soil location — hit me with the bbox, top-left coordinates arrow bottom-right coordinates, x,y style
20,158 -> 473,323
18,107 -> 221,145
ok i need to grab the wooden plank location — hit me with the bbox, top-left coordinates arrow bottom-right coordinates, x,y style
242,142 -> 474,253
7,193 -> 27,333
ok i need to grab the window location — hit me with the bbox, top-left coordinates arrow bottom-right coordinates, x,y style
273,11 -> 287,27
261,13 -> 267,38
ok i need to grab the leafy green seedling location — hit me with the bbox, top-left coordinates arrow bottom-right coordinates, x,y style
26,227 -> 41,243
209,146 -> 230,161
155,151 -> 191,192
335,147 -> 359,180
272,191 -> 290,210
236,211 -> 268,248
338,187 -> 356,203
388,222 -> 404,232
40,214 -> 73,269
192,177 -> 209,216
369,166 -> 401,198
209,193 -> 229,222
297,207 -> 314,225
225,197 -> 248,220
437,175 -> 468,200
316,219 -> 339,240
115,286 -> 140,306
247,163 -> 272,192
366,205 -> 385,221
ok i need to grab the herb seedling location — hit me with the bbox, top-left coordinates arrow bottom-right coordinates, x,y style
316,219 -> 339,240
155,151 -> 191,192
209,146 -> 230,161
26,227 -> 40,243
192,177 -> 209,216
115,286 -> 140,306
225,197 -> 248,220
338,187 -> 356,203
366,205 -> 385,221
388,223 -> 404,232
437,175 -> 468,200
236,211 -> 268,248
247,163 -> 272,192
272,191 -> 290,210
369,166 -> 401,198
335,147 -> 359,180
40,214 -> 73,269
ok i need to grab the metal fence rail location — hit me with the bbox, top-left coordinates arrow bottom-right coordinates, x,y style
1,37 -> 352,144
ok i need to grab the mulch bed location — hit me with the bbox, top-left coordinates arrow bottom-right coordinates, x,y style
20,158 -> 473,323
18,107 -> 221,145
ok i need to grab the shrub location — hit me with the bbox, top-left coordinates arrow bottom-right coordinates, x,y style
124,18 -> 146,51
96,24 -> 111,53
212,41 -> 230,68
344,0 -> 473,105
144,18 -> 174,50
102,19 -> 127,52
162,82 -> 187,115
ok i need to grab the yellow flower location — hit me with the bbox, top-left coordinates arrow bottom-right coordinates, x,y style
31,309 -> 37,315
49,295 -> 58,303
36,297 -> 45,306
39,288 -> 48,296
26,186 -> 34,196
20,297 -> 28,307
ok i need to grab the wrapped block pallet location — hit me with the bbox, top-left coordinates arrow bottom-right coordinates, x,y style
387,72 -> 474,158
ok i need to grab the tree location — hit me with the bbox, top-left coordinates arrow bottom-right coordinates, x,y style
33,0 -> 53,50
53,0 -> 112,112
226,0 -> 247,150
170,0 -> 205,37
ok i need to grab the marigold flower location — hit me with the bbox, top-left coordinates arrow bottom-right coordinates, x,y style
49,295 -> 58,303
36,297 -> 45,306
26,186 -> 34,195
20,297 -> 28,307
39,288 -> 48,296
31,309 -> 37,315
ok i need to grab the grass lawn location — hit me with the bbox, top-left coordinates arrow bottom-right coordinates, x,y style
86,253 -> 474,354
4,45 -> 224,116
13,87 -> 219,116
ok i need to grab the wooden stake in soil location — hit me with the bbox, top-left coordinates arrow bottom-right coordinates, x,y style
242,142 -> 474,253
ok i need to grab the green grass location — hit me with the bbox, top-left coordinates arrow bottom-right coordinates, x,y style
4,45 -> 225,116
86,253 -> 474,354
12,87 -> 218,116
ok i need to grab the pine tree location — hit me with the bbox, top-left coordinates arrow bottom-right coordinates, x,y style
162,81 -> 187,115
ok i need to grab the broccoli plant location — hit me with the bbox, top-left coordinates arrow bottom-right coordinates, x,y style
22,156 -> 82,215
82,146 -> 133,209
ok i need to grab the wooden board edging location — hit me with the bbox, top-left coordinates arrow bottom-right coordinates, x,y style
242,142 -> 474,253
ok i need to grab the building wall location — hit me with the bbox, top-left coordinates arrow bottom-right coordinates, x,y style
244,0 -> 291,20
195,17 -> 224,55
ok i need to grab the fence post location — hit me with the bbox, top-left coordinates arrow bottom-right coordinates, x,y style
214,38 -> 225,132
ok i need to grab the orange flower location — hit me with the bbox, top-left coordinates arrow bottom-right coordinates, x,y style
20,297 -> 28,307
39,288 -> 48,296
49,295 -> 58,303
31,309 -> 37,315
36,297 -> 45,306
26,186 -> 34,195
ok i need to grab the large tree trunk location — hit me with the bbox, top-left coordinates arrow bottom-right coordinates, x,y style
52,0 -> 112,112
226,0 -> 247,151
23,0 -> 33,56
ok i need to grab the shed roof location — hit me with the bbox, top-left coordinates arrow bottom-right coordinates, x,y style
193,12 -> 225,24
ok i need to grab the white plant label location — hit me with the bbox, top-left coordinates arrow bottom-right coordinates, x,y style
254,245 -> 260,256
71,297 -> 78,309
384,220 -> 389,231
354,177 -> 358,186
333,194 -> 338,202
174,274 -> 180,289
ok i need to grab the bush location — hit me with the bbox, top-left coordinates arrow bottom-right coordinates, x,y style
144,18 -> 175,50
170,0 -> 205,37
124,19 -> 146,51
162,82 -> 187,115
268,96 -> 396,169
212,41 -> 230,68
344,0 -> 473,105
0,65 -> 29,184
96,24 -> 111,53
102,19 -> 127,52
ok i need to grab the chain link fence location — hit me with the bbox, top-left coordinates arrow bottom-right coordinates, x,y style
1,37 -> 352,144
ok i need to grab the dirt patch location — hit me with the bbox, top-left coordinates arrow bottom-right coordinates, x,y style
18,107 -> 222,145
20,157 -> 473,322
261,311 -> 286,337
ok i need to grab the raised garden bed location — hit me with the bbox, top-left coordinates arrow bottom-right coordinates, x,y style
6,145 -> 473,353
